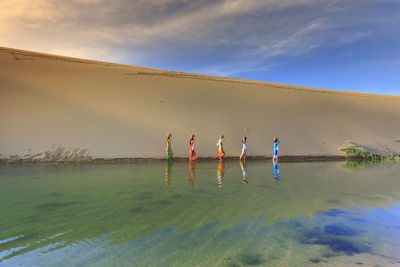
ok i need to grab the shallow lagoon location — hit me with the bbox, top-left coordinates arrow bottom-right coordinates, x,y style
0,161 -> 400,266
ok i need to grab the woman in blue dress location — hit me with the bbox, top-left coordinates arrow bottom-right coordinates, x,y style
273,137 -> 280,163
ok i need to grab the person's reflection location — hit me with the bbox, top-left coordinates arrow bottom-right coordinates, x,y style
165,161 -> 173,191
240,161 -> 248,184
189,161 -> 196,188
273,161 -> 281,185
217,161 -> 225,187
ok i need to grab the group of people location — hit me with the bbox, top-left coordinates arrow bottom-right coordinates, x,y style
165,133 -> 280,163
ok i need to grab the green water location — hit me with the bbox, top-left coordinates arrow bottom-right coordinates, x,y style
0,161 -> 400,266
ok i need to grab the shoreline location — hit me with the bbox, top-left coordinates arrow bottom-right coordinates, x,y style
0,155 -> 362,164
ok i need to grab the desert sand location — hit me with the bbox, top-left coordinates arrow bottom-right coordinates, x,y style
1,46 -> 400,160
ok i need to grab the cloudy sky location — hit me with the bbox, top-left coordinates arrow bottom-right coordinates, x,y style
1,0 -> 399,95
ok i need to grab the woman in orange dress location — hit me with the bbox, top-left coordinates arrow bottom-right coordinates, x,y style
217,135 -> 225,160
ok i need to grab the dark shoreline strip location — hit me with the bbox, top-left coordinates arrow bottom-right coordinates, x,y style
0,155 -> 360,164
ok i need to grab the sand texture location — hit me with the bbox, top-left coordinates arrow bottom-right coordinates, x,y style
1,47 -> 400,160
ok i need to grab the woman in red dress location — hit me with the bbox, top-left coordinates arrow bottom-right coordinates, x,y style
189,134 -> 198,161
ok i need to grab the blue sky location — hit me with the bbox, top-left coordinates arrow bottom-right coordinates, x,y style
1,0 -> 399,95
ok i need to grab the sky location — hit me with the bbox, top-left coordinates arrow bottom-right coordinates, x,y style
1,0 -> 399,95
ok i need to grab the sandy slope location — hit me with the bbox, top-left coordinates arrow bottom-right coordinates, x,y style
1,47 -> 400,159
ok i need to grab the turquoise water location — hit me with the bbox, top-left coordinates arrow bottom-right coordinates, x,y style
0,161 -> 400,266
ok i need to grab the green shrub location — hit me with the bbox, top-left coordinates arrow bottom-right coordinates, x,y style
340,142 -> 400,162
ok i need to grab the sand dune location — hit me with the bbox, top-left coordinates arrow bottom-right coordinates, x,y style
1,46 -> 400,160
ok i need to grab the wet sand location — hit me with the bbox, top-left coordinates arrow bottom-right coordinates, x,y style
0,155 -> 359,164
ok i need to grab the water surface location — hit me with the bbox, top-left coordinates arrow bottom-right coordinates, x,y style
1,161 -> 400,266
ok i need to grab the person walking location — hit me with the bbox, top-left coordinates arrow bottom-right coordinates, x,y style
240,136 -> 247,161
189,134 -> 198,161
217,135 -> 225,160
273,137 -> 280,163
166,133 -> 173,160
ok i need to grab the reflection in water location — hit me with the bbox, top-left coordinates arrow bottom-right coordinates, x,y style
165,162 -> 172,190
273,161 -> 281,185
217,161 -> 225,187
240,161 -> 248,184
2,162 -> 400,266
189,161 -> 196,188
342,160 -> 380,170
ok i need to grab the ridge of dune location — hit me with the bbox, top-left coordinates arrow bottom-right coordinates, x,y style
2,46 -> 399,100
1,46 -> 400,160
